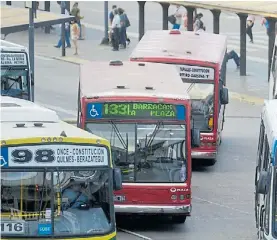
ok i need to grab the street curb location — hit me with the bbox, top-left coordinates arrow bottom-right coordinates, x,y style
51,56 -> 90,65
37,54 -> 266,106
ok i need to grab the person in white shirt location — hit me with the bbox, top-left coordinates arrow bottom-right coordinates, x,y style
246,15 -> 255,43
111,9 -> 121,51
54,4 -> 71,48
173,5 -> 183,30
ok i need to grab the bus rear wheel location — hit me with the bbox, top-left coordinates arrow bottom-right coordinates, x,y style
171,215 -> 187,224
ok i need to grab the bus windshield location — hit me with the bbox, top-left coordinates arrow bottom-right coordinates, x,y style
86,123 -> 187,183
185,82 -> 214,131
1,68 -> 30,100
1,169 -> 112,237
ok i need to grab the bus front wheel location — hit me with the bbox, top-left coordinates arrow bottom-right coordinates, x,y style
171,215 -> 187,224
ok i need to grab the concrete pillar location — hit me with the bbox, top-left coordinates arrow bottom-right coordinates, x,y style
44,1 -> 51,34
266,17 -> 276,82
186,7 -> 194,31
237,13 -> 248,76
160,2 -> 170,30
211,10 -> 221,34
138,1 -> 146,41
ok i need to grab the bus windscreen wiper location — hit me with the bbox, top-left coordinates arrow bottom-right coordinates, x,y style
110,121 -> 127,150
145,122 -> 163,149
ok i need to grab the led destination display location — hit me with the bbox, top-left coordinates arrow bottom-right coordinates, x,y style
86,102 -> 186,120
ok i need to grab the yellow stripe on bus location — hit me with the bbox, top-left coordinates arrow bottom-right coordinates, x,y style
1,137 -> 110,147
2,231 -> 116,240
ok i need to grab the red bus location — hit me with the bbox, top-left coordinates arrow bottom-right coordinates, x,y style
77,60 -> 200,224
130,30 -> 229,166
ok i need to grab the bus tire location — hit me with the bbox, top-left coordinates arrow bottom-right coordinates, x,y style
204,158 -> 216,166
171,215 -> 186,224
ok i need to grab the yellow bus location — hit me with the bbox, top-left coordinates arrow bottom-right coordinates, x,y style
0,96 -> 122,240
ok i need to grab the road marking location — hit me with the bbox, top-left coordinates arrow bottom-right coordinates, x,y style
118,228 -> 153,240
193,196 -> 251,215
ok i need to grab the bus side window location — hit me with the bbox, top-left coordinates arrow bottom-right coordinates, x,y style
257,121 -> 265,171
263,167 -> 272,234
263,136 -> 270,170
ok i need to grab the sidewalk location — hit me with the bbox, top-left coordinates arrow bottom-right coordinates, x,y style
5,28 -> 268,105
5,27 -> 138,62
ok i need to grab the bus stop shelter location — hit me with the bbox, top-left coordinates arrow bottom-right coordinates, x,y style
1,5 -> 74,54
137,1 -> 277,79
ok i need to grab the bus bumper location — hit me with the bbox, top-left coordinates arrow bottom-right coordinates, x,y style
115,204 -> 191,215
192,150 -> 216,159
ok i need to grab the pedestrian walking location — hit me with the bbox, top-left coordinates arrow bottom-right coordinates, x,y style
173,4 -> 183,30
70,2 -> 84,40
194,13 -> 205,31
226,50 -> 240,68
54,2 -> 71,48
109,5 -> 117,25
261,17 -> 269,36
246,15 -> 255,43
111,9 -> 121,51
71,20 -> 80,55
108,5 -> 117,45
118,8 -> 131,48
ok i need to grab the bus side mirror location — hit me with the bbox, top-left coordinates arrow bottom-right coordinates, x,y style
113,168 -> 122,191
31,73 -> 34,86
256,171 -> 269,195
191,128 -> 200,148
221,88 -> 229,105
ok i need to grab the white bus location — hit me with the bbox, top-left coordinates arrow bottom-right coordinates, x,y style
255,99 -> 277,239
1,40 -> 33,101
269,38 -> 277,99
0,96 -> 121,239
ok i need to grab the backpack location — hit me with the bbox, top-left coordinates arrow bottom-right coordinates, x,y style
122,13 -> 130,28
168,15 -> 176,25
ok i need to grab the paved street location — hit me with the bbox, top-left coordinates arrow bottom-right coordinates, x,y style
1,1 -> 272,239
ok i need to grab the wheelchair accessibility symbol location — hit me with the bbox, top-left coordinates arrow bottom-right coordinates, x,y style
89,105 -> 99,118
1,155 -> 8,168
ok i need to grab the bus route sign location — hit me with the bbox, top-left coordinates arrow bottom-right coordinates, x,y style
0,144 -> 108,168
86,102 -> 186,120
1,53 -> 28,66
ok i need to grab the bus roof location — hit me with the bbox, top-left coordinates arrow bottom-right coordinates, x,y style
262,100 -> 277,156
1,96 -> 60,123
130,30 -> 227,65
0,96 -> 107,142
0,39 -> 28,53
80,61 -> 190,100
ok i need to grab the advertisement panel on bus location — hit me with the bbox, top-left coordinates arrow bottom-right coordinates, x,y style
130,30 -> 229,166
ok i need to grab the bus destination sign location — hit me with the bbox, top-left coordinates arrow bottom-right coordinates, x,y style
0,144 -> 108,168
1,53 -> 27,66
86,102 -> 186,120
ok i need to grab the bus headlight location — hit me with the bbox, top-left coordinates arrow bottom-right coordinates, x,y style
208,117 -> 213,128
171,195 -> 177,200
